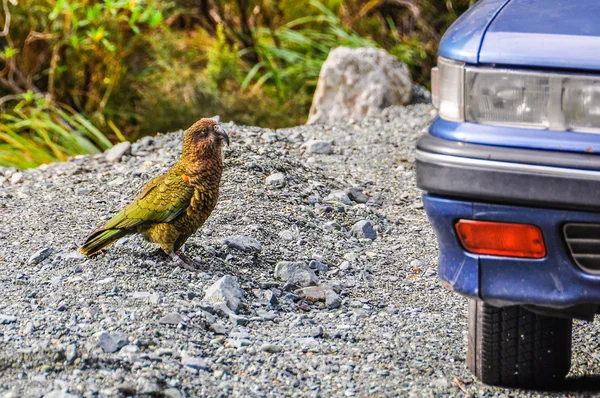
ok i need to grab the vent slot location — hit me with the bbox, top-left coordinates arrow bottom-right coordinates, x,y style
564,223 -> 600,274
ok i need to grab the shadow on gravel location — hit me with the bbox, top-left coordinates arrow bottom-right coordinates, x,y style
508,375 -> 600,395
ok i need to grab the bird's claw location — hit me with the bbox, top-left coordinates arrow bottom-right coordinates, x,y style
169,251 -> 202,272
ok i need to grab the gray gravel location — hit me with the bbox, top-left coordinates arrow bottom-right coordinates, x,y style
0,104 -> 598,397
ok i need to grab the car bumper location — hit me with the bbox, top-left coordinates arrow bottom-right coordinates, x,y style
417,134 -> 600,314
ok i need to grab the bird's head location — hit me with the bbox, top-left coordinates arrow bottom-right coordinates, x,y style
182,118 -> 229,159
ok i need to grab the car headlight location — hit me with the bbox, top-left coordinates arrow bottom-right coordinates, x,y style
431,56 -> 600,133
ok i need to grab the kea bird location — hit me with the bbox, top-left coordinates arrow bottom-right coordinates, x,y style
80,118 -> 229,271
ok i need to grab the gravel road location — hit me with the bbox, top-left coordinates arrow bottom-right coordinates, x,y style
1,104 -> 599,397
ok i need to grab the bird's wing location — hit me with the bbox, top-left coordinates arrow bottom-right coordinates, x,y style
102,172 -> 195,231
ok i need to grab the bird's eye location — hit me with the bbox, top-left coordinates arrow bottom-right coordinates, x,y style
201,128 -> 207,134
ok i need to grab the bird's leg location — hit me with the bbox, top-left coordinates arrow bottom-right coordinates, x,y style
168,251 -> 201,272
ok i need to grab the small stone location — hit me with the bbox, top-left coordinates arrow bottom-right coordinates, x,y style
162,388 -> 184,398
274,261 -> 319,287
346,187 -> 369,204
202,275 -> 245,312
65,343 -> 77,362
311,325 -> 324,338
76,187 -> 91,195
223,235 -> 261,253
423,268 -> 437,278
278,229 -> 296,241
0,314 -> 17,324
350,220 -> 377,240
323,221 -> 341,231
325,290 -> 342,309
10,172 -> 23,184
116,383 -> 137,396
98,332 -> 128,353
95,277 -> 114,284
323,191 -> 352,206
229,313 -> 249,326
430,377 -> 449,388
158,312 -> 189,325
302,140 -> 333,154
339,261 -> 351,271
136,378 -> 160,395
265,173 -> 286,187
295,286 -> 326,302
105,141 -> 131,162
182,356 -> 207,370
210,322 -> 228,335
130,292 -> 159,303
260,343 -> 283,353
43,391 -> 78,398
308,260 -> 329,273
28,248 -> 52,265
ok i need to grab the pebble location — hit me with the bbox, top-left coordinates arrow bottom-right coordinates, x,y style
105,141 -> 132,162
223,235 -> 262,253
28,248 -> 52,265
265,172 -> 286,187
346,187 -> 369,203
182,356 -> 207,371
65,343 -> 77,362
350,220 -> 377,240
308,260 -> 329,272
323,191 -> 352,206
0,315 -> 17,324
97,332 -> 128,353
202,275 -> 245,311
158,312 -> 189,325
260,343 -> 283,353
274,261 -> 319,287
295,286 -> 326,302
303,140 -> 333,154
311,325 -> 324,338
10,172 -> 23,184
325,290 -> 342,309
162,388 -> 184,398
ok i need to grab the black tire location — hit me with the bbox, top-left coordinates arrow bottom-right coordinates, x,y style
467,299 -> 572,388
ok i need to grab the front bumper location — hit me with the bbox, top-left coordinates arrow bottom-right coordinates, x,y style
423,195 -> 600,311
417,133 -> 600,313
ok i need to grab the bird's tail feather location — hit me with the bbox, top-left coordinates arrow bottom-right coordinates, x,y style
79,228 -> 128,256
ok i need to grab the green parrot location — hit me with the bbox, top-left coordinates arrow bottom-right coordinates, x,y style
80,118 -> 229,271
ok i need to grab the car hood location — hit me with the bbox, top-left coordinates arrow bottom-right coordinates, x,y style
440,0 -> 600,71
479,0 -> 600,70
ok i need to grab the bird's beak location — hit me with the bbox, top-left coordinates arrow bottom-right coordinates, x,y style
215,125 -> 230,146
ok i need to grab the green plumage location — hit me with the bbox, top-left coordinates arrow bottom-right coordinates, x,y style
80,118 -> 227,260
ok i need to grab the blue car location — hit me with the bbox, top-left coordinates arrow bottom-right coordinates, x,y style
417,0 -> 600,388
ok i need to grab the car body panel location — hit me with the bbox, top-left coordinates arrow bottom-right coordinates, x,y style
480,0 -> 600,70
439,0 -> 510,64
423,195 -> 600,308
429,117 -> 600,154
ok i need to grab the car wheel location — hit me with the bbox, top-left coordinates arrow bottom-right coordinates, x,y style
467,298 -> 572,387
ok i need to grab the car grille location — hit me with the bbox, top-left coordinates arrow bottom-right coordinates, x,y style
563,223 -> 600,274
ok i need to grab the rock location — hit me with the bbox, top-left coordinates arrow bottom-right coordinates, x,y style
202,275 -> 245,311
105,141 -> 131,162
325,290 -> 342,309
97,332 -> 128,353
28,248 -> 52,265
210,322 -> 228,335
350,220 -> 377,240
182,356 -> 207,371
346,187 -> 369,204
323,221 -> 341,231
302,140 -> 333,155
278,229 -> 296,241
260,343 -> 282,353
412,84 -> 432,104
274,261 -> 319,287
295,286 -> 326,302
308,260 -> 329,273
136,378 -> 160,395
423,268 -> 437,278
162,388 -> 184,398
158,312 -> 189,325
0,315 -> 17,324
323,191 -> 352,206
130,292 -> 160,303
223,235 -> 261,253
65,343 -> 77,362
311,325 -> 324,338
95,277 -> 114,284
307,47 -> 412,124
10,172 -> 23,184
265,173 -> 286,187
43,391 -> 78,398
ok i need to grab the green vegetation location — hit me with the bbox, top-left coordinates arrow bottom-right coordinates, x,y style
0,0 -> 473,168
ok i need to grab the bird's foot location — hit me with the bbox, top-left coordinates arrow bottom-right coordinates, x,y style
169,250 -> 202,272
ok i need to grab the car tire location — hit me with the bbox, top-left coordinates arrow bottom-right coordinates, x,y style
467,298 -> 572,387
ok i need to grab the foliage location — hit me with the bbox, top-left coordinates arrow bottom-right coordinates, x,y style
0,92 -> 112,168
0,0 -> 473,168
